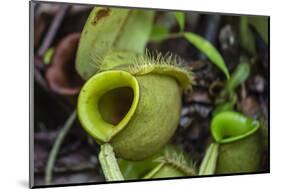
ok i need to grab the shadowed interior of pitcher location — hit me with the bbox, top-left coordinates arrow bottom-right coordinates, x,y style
98,87 -> 134,125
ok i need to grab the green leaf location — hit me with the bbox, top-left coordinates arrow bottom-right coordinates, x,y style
149,24 -> 170,42
173,12 -> 185,31
184,32 -> 230,79
199,143 -> 219,175
240,16 -> 268,54
118,156 -> 160,180
213,57 -> 250,116
43,47 -> 54,65
240,16 -> 256,54
118,145 -> 197,179
248,16 -> 269,44
225,58 -> 250,93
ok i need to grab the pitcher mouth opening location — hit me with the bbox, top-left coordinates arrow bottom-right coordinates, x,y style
78,70 -> 139,142
99,87 -> 134,125
211,111 -> 260,144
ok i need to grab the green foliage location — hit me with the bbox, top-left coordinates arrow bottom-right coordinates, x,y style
43,47 -> 54,65
173,11 -> 185,31
240,16 -> 256,54
184,32 -> 230,79
118,153 -> 160,180
199,143 -> 219,175
224,59 -> 250,93
213,58 -> 250,115
149,24 -> 170,42
119,145 -> 196,180
150,12 -> 231,82
148,146 -> 197,178
240,16 -> 269,54
149,11 -> 185,42
248,16 -> 268,44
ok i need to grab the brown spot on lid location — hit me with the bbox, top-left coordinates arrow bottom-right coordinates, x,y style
91,8 -> 111,26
